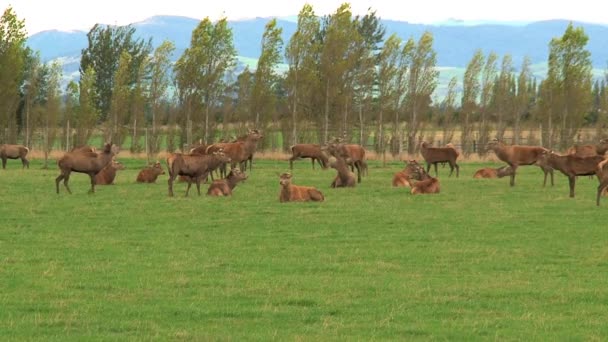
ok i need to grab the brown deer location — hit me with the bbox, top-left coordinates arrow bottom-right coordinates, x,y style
167,151 -> 231,197
325,139 -> 367,183
279,172 -> 324,202
70,145 -> 96,153
596,158 -> 608,206
289,144 -> 329,170
0,144 -> 30,169
55,143 -> 118,194
567,139 -> 608,157
207,168 -> 248,196
94,158 -> 125,185
473,165 -> 514,179
392,160 -> 424,187
206,129 -> 263,176
136,162 -> 166,183
486,138 -> 551,187
410,168 -> 440,195
327,155 -> 356,188
538,150 -> 604,198
419,141 -> 460,177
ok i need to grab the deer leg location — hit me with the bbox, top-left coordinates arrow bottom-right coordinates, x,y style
196,177 -> 202,196
168,175 -> 175,197
510,164 -> 518,186
426,162 -> 431,174
550,169 -> 554,186
543,169 -> 548,187
185,179 -> 192,197
597,181 -> 608,206
356,162 -> 362,183
63,173 -> 72,194
568,176 -> 576,198
1,158 -> 6,169
88,174 -> 96,194
433,163 -> 439,177
55,174 -> 64,194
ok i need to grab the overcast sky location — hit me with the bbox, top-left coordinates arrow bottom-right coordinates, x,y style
5,0 -> 608,36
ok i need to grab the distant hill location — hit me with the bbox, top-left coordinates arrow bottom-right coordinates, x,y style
26,15 -> 608,89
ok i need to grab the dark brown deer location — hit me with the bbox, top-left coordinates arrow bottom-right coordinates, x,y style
596,158 -> 608,206
167,151 -> 231,197
94,158 -> 125,185
486,138 -> 551,187
0,144 -> 30,169
473,165 -> 514,179
289,144 -> 329,170
419,141 -> 459,177
392,160 -> 424,187
538,150 -> 604,198
55,143 -> 118,194
410,168 -> 440,195
279,172 -> 324,202
567,139 -> 608,157
136,162 -> 166,183
207,168 -> 248,196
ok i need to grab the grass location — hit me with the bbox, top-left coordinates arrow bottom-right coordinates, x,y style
1,157 -> 607,340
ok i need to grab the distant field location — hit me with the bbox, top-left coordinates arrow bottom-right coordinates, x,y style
1,158 -> 607,340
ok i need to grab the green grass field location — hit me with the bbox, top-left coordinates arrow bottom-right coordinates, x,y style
1,158 -> 607,340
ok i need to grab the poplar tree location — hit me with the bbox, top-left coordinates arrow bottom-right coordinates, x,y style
461,50 -> 484,155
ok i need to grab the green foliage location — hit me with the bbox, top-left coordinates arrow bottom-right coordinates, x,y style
2,159 -> 608,339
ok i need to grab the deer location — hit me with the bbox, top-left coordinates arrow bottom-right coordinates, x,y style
0,144 -> 30,169
167,151 -> 231,197
55,143 -> 118,194
70,145 -> 96,153
392,160 -> 424,187
136,162 -> 166,183
278,172 -> 324,202
410,167 -> 440,195
567,139 -> 608,157
473,165 -> 514,179
206,129 -> 263,177
289,144 -> 329,170
596,158 -> 608,206
538,150 -> 604,198
325,139 -> 367,183
207,168 -> 248,196
327,155 -> 356,188
419,141 -> 460,177
486,138 -> 551,187
94,158 -> 125,185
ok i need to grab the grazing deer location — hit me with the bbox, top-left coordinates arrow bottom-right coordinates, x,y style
55,143 -> 118,194
486,138 -> 551,187
0,144 -> 30,169
419,141 -> 459,177
289,144 -> 329,170
207,168 -> 248,196
279,172 -> 324,202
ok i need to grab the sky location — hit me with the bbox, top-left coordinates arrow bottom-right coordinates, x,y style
4,0 -> 608,36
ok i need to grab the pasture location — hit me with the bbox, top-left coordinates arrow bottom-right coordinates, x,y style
1,158 -> 607,340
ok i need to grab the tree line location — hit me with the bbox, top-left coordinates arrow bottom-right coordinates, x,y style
1,4 -> 606,160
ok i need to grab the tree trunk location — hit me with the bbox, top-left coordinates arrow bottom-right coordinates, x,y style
324,79 -> 330,144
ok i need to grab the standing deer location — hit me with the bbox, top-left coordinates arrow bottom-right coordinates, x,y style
419,141 -> 459,177
567,139 -> 608,157
486,138 -> 550,187
289,144 -> 329,170
596,158 -> 608,206
206,129 -> 263,177
278,172 -> 324,202
538,150 -> 604,198
55,143 -> 118,194
0,144 -> 30,169
167,151 -> 231,197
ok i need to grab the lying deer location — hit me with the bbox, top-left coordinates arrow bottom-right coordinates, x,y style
279,172 -> 324,202
207,168 -> 248,196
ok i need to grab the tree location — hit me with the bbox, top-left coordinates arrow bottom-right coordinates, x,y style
478,51 -> 497,154
285,4 -> 320,146
42,62 -> 62,167
514,56 -> 532,144
461,50 -> 484,155
250,18 -> 283,128
174,17 -> 237,144
80,24 -> 152,122
0,6 -> 27,143
440,76 -> 458,144
376,34 -> 402,153
405,31 -> 438,154
75,66 -> 99,146
546,23 -> 593,149
107,51 -> 131,146
149,40 -> 175,152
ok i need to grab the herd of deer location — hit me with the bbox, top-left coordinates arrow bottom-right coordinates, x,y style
2,133 -> 608,205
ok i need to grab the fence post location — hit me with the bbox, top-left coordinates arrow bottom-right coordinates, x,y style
145,127 -> 149,164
